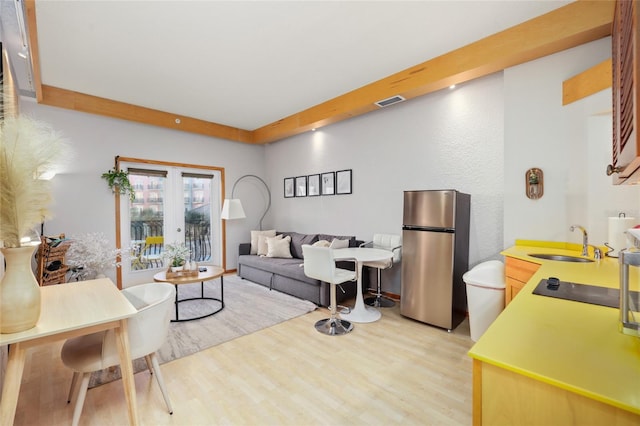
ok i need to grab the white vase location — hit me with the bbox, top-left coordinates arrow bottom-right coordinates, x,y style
0,245 -> 42,333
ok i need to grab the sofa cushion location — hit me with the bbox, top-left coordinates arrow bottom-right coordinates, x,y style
266,235 -> 292,258
317,233 -> 354,242
313,240 -> 330,247
251,229 -> 276,254
329,238 -> 350,249
258,234 -> 282,256
238,255 -> 319,286
281,232 -> 318,259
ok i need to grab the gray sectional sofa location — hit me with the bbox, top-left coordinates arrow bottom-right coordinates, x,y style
237,231 -> 365,307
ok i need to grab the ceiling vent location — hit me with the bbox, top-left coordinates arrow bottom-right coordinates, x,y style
375,95 -> 406,108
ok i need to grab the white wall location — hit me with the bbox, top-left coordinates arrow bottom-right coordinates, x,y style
503,37 -> 640,248
266,38 -> 640,295
265,72 -> 505,293
19,99 -> 266,283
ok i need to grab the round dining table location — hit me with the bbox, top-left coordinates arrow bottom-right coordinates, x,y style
332,247 -> 393,323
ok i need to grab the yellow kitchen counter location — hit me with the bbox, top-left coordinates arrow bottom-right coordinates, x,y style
468,241 -> 640,425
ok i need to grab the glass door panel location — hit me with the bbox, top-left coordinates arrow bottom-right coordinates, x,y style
182,173 -> 213,263
128,171 -> 166,271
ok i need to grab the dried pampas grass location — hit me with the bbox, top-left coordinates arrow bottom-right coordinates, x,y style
0,116 -> 70,247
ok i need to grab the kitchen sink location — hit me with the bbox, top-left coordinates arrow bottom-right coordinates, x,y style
528,253 -> 594,263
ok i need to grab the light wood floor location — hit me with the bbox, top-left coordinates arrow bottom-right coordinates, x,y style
12,299 -> 474,425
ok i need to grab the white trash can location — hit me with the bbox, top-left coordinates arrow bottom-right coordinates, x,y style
463,261 -> 506,342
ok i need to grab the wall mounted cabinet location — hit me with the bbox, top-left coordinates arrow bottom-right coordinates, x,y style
610,0 -> 640,184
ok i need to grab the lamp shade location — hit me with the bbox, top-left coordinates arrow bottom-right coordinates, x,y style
221,199 -> 246,220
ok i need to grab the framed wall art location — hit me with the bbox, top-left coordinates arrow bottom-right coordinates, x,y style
284,177 -> 295,198
308,174 -> 320,196
295,176 -> 307,197
336,169 -> 352,194
321,172 -> 335,195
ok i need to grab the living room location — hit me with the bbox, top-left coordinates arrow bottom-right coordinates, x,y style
2,2 -> 636,289
2,1 -> 640,424
17,35 -> 640,293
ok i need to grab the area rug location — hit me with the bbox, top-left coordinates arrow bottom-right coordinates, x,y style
88,275 -> 317,388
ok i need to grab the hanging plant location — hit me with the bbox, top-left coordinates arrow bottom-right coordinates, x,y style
101,168 -> 135,201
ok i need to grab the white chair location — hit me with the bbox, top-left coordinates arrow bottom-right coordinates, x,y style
361,234 -> 402,308
61,283 -> 176,426
302,245 -> 357,335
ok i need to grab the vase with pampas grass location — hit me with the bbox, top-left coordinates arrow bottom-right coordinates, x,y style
0,115 -> 70,333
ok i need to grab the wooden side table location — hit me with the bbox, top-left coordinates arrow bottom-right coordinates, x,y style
153,266 -> 225,322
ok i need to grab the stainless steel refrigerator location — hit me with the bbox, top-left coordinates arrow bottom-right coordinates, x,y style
400,190 -> 470,330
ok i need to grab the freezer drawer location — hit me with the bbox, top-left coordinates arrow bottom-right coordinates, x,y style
403,190 -> 457,229
400,228 -> 456,329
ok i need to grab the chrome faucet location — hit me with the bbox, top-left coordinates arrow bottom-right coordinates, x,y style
570,225 -> 589,257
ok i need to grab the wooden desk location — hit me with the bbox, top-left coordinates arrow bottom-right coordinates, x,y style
153,266 -> 225,322
333,248 -> 393,323
0,278 -> 138,426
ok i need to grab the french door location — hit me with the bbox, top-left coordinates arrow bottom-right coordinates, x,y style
117,159 -> 223,287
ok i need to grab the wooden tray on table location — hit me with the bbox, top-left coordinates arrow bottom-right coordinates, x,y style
165,268 -> 199,279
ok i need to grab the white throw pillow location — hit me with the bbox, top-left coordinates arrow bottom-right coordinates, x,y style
266,235 -> 292,258
258,233 -> 282,256
312,240 -> 330,247
329,238 -> 349,249
251,229 -> 276,255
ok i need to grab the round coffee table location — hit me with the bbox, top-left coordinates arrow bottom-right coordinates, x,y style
153,265 -> 225,322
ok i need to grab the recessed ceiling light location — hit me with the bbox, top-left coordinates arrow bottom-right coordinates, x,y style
449,85 -> 456,90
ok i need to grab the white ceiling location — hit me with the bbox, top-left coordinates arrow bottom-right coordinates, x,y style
24,1 -> 571,130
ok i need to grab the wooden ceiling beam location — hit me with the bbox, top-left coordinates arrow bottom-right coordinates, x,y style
254,0 -> 615,143
39,85 -> 255,143
24,0 -> 43,102
562,58 -> 612,105
26,1 -> 614,145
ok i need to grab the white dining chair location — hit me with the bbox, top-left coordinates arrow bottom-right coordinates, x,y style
360,233 -> 402,307
302,245 -> 357,335
61,282 -> 175,426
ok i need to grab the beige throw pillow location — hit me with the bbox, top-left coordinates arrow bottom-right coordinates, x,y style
258,234 -> 282,256
251,229 -> 276,254
312,240 -> 330,248
266,235 -> 292,258
329,238 -> 349,249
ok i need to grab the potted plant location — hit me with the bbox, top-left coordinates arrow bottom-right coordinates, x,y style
162,242 -> 191,271
0,115 -> 70,333
101,167 -> 135,201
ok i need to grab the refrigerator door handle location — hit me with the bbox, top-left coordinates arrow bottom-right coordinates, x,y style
402,225 -> 455,233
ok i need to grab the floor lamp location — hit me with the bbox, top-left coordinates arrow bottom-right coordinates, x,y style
221,174 -> 271,230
